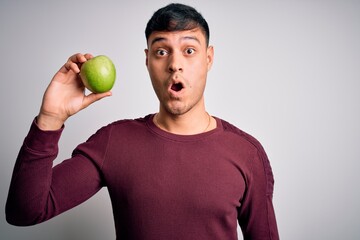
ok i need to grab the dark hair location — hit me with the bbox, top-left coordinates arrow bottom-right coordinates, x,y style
145,3 -> 210,46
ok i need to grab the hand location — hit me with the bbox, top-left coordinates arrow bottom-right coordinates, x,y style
37,53 -> 112,130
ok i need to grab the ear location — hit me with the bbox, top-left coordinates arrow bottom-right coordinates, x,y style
144,49 -> 149,67
206,46 -> 214,71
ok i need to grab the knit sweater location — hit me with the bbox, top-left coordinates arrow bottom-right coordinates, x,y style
6,114 -> 279,240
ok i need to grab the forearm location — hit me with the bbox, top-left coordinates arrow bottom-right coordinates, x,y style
6,119 -> 105,226
6,120 -> 62,225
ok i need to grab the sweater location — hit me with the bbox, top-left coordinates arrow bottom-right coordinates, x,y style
6,114 -> 279,240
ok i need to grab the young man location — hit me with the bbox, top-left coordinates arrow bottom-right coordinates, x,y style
6,3 -> 279,240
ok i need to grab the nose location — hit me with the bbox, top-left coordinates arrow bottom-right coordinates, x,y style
168,52 -> 183,73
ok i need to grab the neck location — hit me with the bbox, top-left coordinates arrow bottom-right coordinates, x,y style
154,108 -> 215,135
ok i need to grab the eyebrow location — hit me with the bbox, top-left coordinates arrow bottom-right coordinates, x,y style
150,35 -> 201,47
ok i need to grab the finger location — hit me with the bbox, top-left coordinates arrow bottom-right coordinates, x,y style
68,53 -> 87,64
58,64 -> 69,74
84,53 -> 94,60
76,53 -> 87,63
58,62 -> 77,74
82,91 -> 112,108
60,53 -> 93,74
69,53 -> 90,72
64,61 -> 80,73
59,53 -> 82,74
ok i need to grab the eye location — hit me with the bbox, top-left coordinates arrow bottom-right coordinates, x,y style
185,48 -> 196,55
156,49 -> 168,56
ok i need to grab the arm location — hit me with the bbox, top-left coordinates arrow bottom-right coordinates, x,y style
237,147 -> 280,240
6,53 -> 111,225
6,120 -> 107,225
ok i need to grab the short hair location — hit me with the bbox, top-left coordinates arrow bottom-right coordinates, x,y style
145,3 -> 210,46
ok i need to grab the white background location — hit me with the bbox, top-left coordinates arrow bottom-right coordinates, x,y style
1,0 -> 359,239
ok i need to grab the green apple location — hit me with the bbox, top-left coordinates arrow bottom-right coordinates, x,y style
80,55 -> 116,93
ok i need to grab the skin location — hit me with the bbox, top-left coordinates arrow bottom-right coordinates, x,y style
145,28 -> 215,134
37,28 -> 215,135
37,53 -> 111,130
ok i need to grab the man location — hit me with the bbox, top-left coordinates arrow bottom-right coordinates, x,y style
6,3 -> 279,240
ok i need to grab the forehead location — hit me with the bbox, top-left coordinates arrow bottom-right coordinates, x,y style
147,28 -> 206,47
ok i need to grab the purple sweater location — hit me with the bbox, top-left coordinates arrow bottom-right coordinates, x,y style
6,114 -> 279,240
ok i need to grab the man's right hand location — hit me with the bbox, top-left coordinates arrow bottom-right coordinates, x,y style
37,53 -> 112,130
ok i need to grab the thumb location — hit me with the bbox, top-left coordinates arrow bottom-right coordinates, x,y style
82,91 -> 112,108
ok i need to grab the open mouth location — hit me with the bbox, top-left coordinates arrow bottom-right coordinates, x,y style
170,83 -> 184,92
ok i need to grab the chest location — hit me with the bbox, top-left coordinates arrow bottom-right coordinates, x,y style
103,138 -> 247,218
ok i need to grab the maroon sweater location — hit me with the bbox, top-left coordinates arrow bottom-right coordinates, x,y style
6,114 -> 279,240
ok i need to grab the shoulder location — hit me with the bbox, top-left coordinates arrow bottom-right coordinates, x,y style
219,118 -> 275,195
218,118 -> 266,154
99,114 -> 151,130
86,115 -> 151,142
111,114 -> 152,127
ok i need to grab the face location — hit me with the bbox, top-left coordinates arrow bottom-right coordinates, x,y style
145,28 -> 214,116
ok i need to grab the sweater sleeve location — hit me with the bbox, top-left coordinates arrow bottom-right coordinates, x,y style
237,143 -> 280,240
5,119 -> 107,226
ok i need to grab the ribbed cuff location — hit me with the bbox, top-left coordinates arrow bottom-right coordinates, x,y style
23,117 -> 64,153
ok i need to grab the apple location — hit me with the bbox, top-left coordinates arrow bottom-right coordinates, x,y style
80,55 -> 116,93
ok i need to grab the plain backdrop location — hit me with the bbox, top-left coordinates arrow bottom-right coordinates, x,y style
1,0 -> 359,239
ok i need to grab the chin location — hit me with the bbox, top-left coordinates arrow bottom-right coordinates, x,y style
164,104 -> 189,116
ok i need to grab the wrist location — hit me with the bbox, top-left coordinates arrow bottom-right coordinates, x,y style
36,113 -> 65,131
